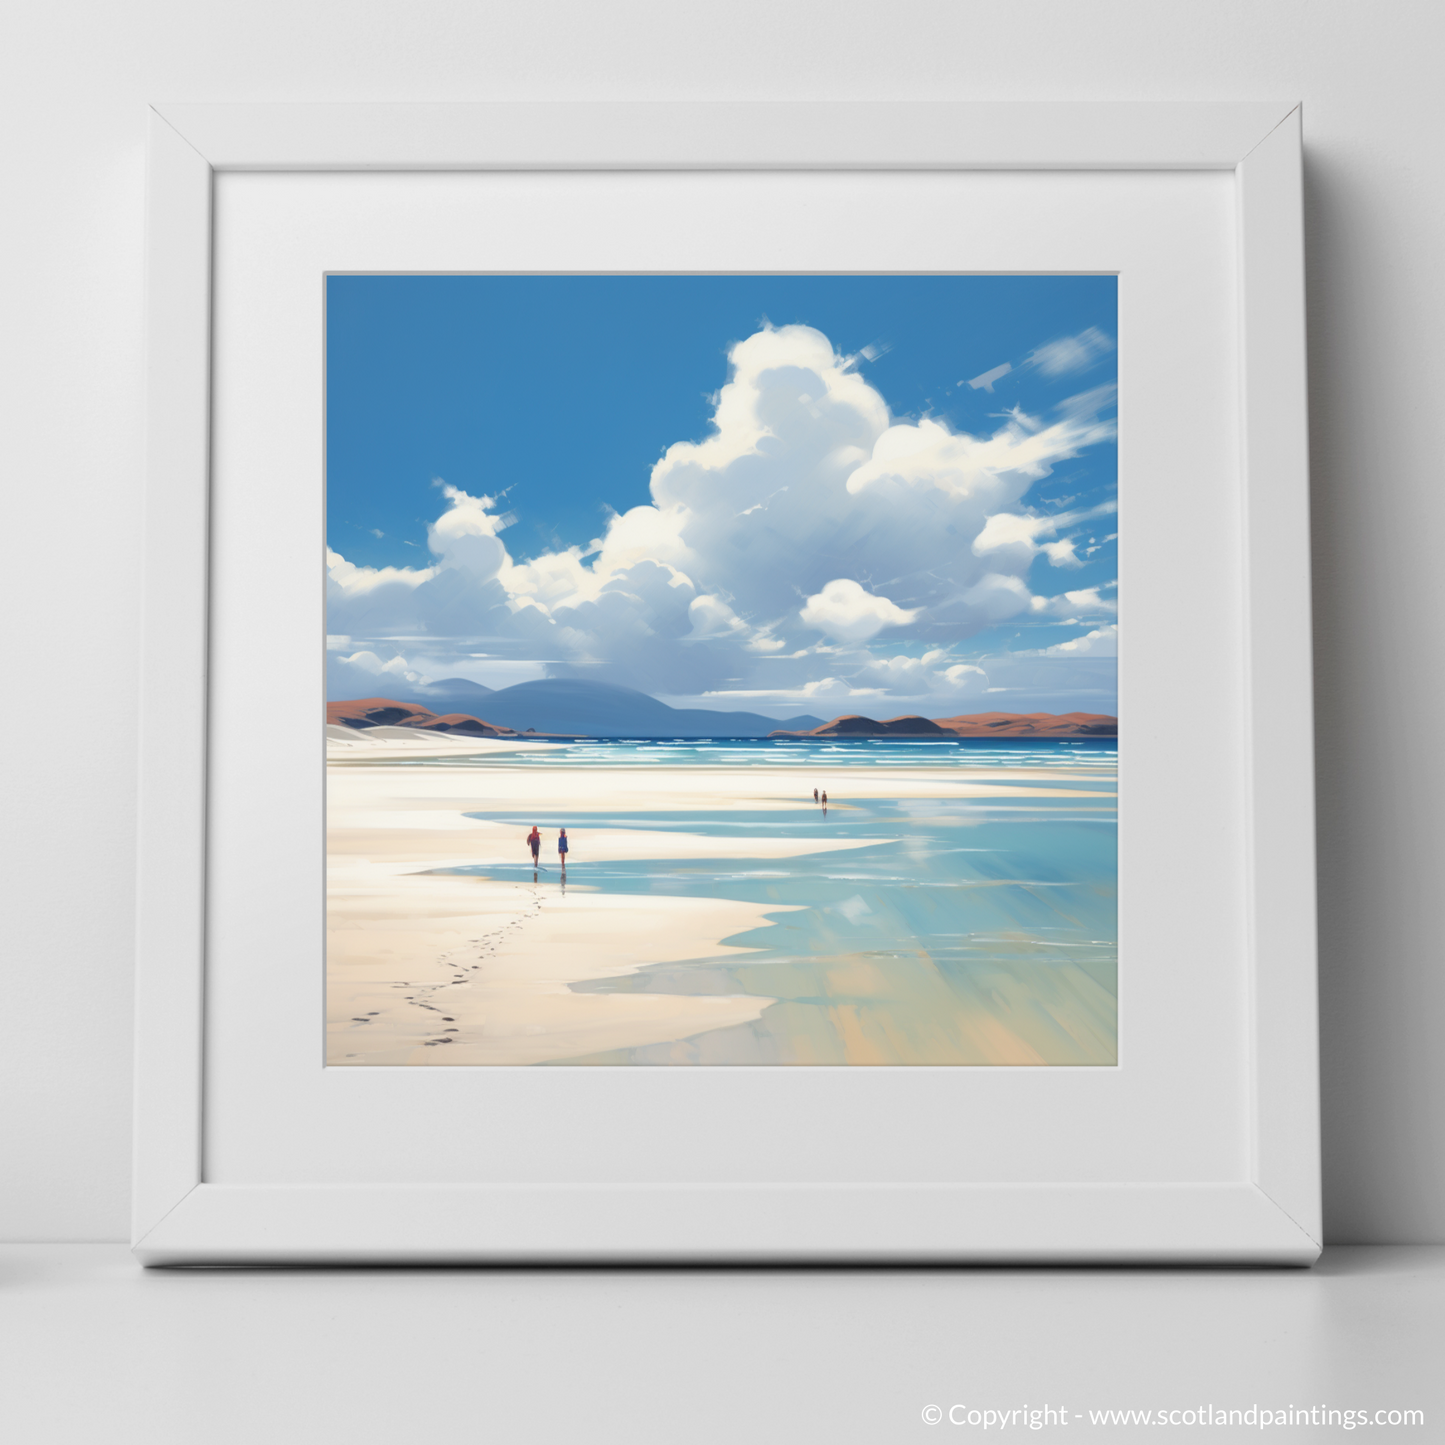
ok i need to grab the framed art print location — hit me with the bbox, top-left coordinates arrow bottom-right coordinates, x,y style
135,103 -> 1320,1263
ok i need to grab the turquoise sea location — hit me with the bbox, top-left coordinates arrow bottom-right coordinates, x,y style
407,737 -> 1117,1066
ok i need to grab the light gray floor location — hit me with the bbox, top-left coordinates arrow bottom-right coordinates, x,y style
2,1245 -> 1439,1442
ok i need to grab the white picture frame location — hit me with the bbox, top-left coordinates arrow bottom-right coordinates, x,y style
135,102 -> 1318,1265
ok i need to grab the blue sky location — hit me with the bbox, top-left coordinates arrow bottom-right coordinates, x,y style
325,275 -> 1118,716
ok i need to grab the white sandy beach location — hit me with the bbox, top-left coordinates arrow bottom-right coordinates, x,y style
326,731 -> 1117,1065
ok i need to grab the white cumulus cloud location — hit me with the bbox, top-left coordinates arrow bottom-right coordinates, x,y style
1040,538 -> 1083,568
1033,623 -> 1119,657
325,322 -> 1117,705
853,650 -> 991,697
1029,586 -> 1119,619
799,578 -> 919,643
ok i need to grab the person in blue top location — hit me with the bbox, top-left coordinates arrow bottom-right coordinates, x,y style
557,827 -> 569,876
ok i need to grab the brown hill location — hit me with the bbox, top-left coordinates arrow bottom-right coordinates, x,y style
880,715 -> 950,735
327,697 -> 436,728
414,712 -> 517,737
769,710 -> 1116,739
326,696 -> 515,737
777,714 -> 955,736
934,711 -> 1117,737
804,714 -> 892,736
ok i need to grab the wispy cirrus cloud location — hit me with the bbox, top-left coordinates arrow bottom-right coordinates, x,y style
1027,326 -> 1115,377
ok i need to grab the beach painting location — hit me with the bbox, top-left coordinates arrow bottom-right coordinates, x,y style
325,276 -> 1118,1066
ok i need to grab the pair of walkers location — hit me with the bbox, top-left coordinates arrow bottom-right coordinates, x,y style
811,788 -> 829,807
525,825 -> 569,871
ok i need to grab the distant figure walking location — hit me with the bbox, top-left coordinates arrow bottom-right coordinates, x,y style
821,790 -> 828,816
527,825 -> 541,869
557,827 -> 569,876
813,788 -> 819,804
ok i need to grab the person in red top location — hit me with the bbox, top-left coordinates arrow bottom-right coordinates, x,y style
526,825 -> 541,867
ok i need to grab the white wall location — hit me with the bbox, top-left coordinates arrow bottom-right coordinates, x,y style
2,0 -> 1440,1243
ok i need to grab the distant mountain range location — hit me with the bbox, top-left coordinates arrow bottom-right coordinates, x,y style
400,676 -> 497,706
327,681 -> 1115,740
329,678 -> 825,738
769,711 -> 1117,738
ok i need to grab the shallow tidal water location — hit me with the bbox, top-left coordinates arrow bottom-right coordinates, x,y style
428,737 -> 1118,1066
